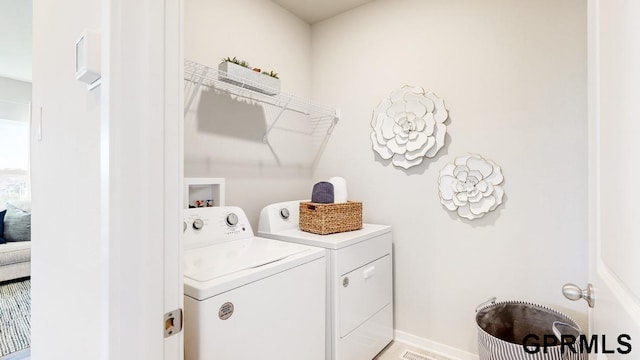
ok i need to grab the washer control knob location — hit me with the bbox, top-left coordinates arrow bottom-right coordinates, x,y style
192,218 -> 204,230
226,213 -> 239,227
280,208 -> 290,220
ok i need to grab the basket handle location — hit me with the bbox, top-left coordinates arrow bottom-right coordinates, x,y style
475,297 -> 497,312
552,321 -> 581,340
552,321 -> 583,360
306,204 -> 316,211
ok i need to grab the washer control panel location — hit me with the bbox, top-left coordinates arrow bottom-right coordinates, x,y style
226,213 -> 239,227
192,218 -> 204,230
183,206 -> 253,249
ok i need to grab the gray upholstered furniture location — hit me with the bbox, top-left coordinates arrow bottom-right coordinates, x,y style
0,242 -> 30,282
0,201 -> 31,282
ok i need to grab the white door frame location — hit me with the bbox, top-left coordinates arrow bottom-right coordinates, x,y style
104,0 -> 183,358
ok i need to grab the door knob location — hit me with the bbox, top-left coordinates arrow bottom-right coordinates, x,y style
562,283 -> 595,308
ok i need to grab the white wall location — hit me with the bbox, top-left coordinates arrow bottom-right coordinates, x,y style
311,0 -> 588,355
184,0 -> 314,227
31,0 -> 105,358
0,76 -> 31,122
0,0 -> 32,81
0,76 -> 31,104
32,0 -> 184,358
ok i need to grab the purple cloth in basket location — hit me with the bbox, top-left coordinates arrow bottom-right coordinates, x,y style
311,182 -> 334,203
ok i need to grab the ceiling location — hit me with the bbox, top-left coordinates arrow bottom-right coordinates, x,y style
272,0 -> 375,24
0,0 -> 32,82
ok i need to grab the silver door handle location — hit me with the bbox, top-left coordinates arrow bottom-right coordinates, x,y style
562,283 -> 595,308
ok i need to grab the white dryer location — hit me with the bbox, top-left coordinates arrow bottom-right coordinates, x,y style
183,206 -> 327,360
259,201 -> 393,360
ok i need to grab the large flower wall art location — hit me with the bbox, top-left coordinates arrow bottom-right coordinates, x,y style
438,154 -> 505,220
371,85 -> 449,169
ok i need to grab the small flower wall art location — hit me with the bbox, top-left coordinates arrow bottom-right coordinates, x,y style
370,85 -> 449,169
438,154 -> 505,220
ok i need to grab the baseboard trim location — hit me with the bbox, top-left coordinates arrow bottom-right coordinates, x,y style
394,330 -> 479,360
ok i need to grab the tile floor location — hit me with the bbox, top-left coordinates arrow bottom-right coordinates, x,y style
0,348 -> 29,360
0,341 -> 450,360
375,341 -> 454,360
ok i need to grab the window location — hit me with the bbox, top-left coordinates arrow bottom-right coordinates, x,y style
0,111 -> 30,206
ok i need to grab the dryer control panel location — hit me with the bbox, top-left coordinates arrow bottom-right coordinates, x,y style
258,200 -> 305,233
184,206 -> 253,250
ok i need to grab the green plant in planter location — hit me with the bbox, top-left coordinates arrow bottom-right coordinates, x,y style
262,70 -> 279,79
222,57 -> 279,79
222,56 -> 250,68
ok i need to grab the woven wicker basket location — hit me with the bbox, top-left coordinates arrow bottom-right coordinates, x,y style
299,201 -> 363,235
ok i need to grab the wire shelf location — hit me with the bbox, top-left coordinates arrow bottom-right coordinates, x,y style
183,59 -> 340,168
184,59 -> 337,118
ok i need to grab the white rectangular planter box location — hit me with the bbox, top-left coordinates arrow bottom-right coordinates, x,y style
218,61 -> 280,96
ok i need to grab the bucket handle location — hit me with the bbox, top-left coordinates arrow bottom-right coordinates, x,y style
475,297 -> 497,312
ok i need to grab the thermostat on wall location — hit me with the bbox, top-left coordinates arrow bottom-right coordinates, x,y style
75,29 -> 101,90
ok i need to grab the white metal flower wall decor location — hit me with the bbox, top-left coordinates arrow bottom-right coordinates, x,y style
370,85 -> 449,169
438,154 -> 505,220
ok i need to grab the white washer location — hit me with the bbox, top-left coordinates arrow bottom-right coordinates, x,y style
183,206 -> 327,360
259,201 -> 393,360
